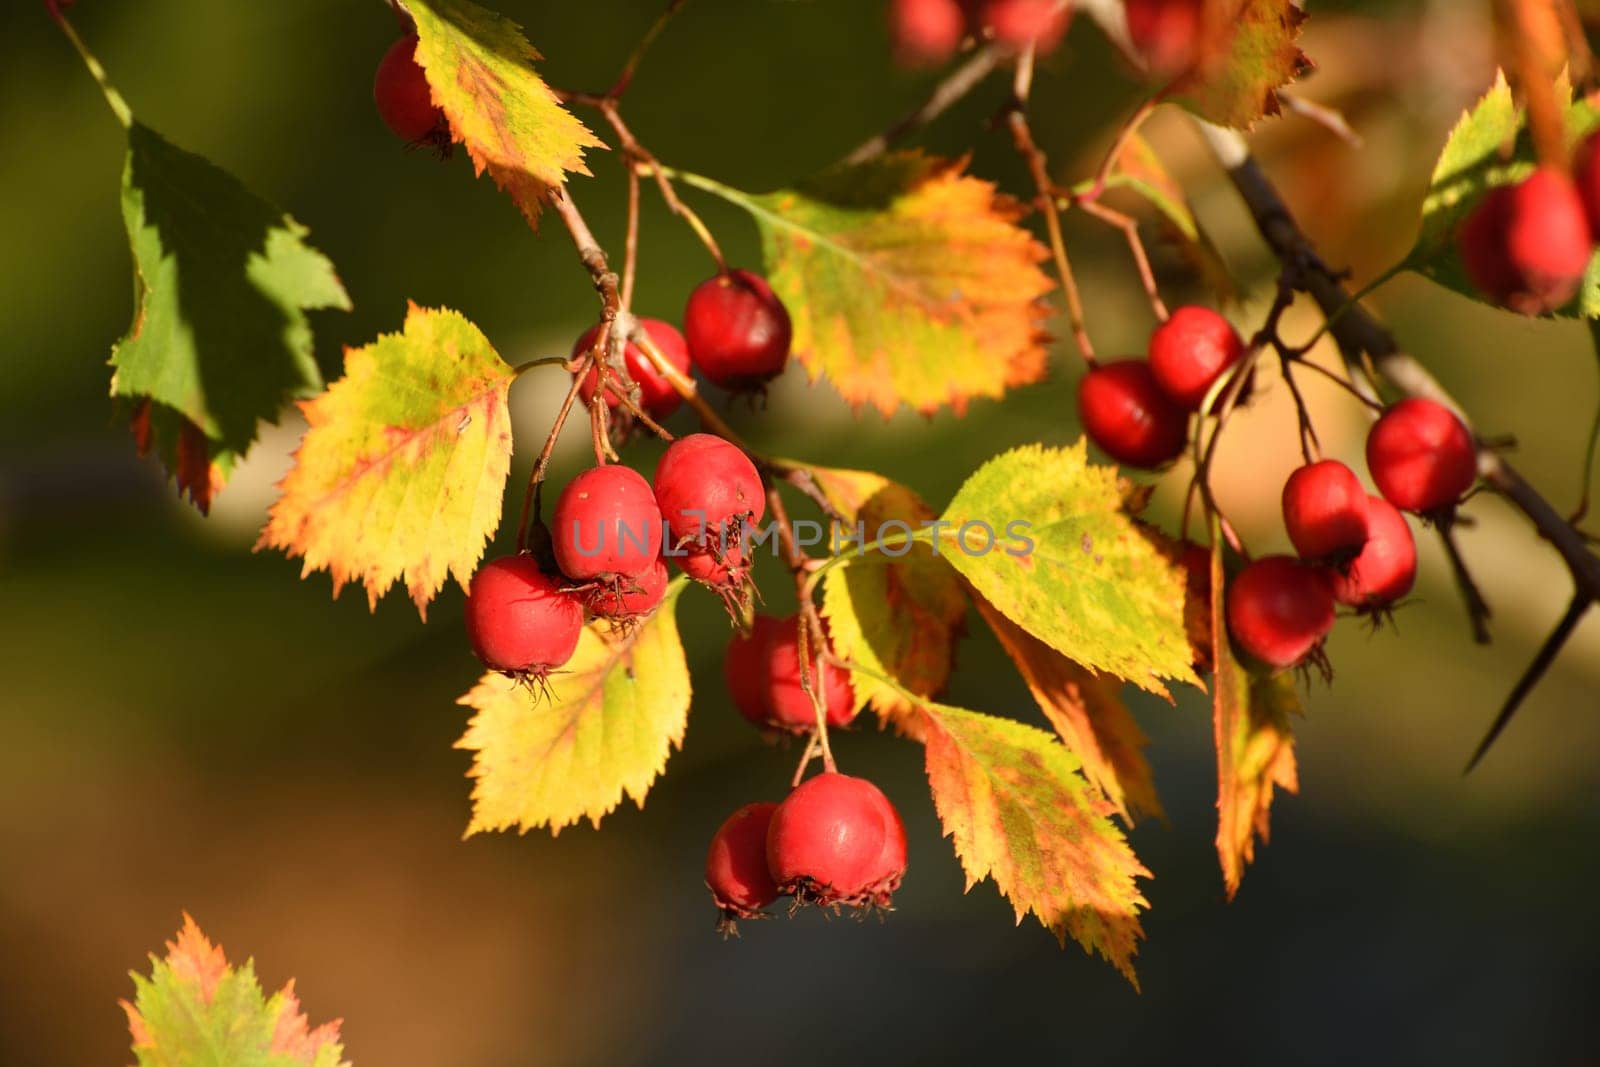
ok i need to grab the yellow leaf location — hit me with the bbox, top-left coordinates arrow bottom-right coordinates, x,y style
457,581 -> 691,836
258,304 -> 515,617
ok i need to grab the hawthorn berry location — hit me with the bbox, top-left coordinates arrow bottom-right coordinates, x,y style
1458,168 -> 1592,315
724,615 -> 782,727
723,614 -> 856,732
1077,359 -> 1189,469
463,554 -> 584,676
767,772 -> 906,910
1147,305 -> 1247,412
1331,495 -> 1417,610
653,434 -> 765,547
1366,398 -> 1477,515
373,34 -> 445,144
1225,555 -> 1336,671
1124,0 -> 1204,77
572,319 -> 691,420
705,801 -> 782,928
551,465 -> 664,582
890,0 -> 966,66
974,0 -> 1071,53
683,270 -> 792,391
588,554 -> 669,622
1281,459 -> 1369,564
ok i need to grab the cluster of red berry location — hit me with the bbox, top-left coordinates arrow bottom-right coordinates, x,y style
889,0 -> 1072,66
1459,130 -> 1600,316
706,772 -> 907,934
1076,306 -> 1479,674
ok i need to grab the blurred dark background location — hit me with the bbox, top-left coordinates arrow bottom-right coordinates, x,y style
4,1 -> 1600,1063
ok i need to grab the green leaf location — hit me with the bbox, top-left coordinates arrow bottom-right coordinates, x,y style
1208,538 -> 1299,899
404,0 -> 603,224
916,702 -> 1149,987
457,580 -> 691,835
936,442 -> 1199,697
811,465 -> 968,721
1171,0 -> 1312,130
111,122 -> 349,511
676,154 -> 1052,417
1401,73 -> 1600,316
257,304 -> 516,617
123,915 -> 349,1067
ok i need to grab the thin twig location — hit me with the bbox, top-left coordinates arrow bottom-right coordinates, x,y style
1077,199 -> 1170,321
842,44 -> 1006,166
606,0 -> 689,99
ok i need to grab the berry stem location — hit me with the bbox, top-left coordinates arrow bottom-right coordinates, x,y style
841,44 -> 1007,167
1437,519 -> 1493,645
766,484 -> 839,775
604,0 -> 690,100
1076,199 -> 1169,322
1077,95 -> 1158,207
516,356 -> 591,553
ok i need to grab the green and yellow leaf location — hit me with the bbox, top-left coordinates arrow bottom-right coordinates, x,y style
123,915 -> 349,1067
1171,0 -> 1312,131
1209,539 -> 1299,899
811,465 -> 968,721
972,593 -> 1162,824
258,304 -> 515,616
457,581 -> 691,836
112,122 -> 349,513
937,442 -> 1199,697
1401,72 -> 1600,317
690,153 -> 1052,417
405,0 -> 603,224
916,702 -> 1149,986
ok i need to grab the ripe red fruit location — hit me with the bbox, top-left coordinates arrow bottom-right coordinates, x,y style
373,34 -> 445,143
1077,359 -> 1189,469
683,270 -> 792,391
1366,398 -> 1477,515
1147,306 -> 1247,412
1125,0 -> 1204,77
551,465 -> 664,581
588,555 -> 669,621
723,615 -> 856,732
463,555 -> 584,675
572,319 -> 690,420
1225,555 -> 1336,670
890,0 -> 966,66
653,434 -> 765,546
1574,130 -> 1600,235
1281,459 -> 1369,563
1331,495 -> 1417,610
705,802 -> 781,926
767,773 -> 906,909
1458,168 -> 1592,315
975,0 -> 1071,53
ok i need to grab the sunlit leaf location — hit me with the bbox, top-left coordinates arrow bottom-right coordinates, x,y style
1172,0 -> 1312,130
937,442 -> 1199,697
917,702 -> 1149,986
258,304 -> 516,617
123,915 -> 349,1067
690,153 -> 1052,417
457,581 -> 691,836
404,0 -> 603,224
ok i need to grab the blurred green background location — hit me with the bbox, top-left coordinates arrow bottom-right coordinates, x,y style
4,1 -> 1600,1063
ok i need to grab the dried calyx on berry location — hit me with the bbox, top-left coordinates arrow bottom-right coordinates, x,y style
767,772 -> 907,912
571,318 -> 691,422
653,434 -> 765,611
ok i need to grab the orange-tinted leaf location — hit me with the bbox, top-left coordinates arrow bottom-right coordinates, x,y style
258,304 -> 516,617
128,399 -> 232,515
123,915 -> 349,1067
684,154 -> 1052,416
917,702 -> 1149,986
972,592 -> 1162,824
1172,0 -> 1312,130
810,465 -> 968,721
1209,538 -> 1299,898
405,0 -> 603,224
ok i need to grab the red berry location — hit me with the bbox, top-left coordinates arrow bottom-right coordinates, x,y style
1574,130 -> 1600,235
1077,359 -> 1189,469
1331,495 -> 1417,609
1125,0 -> 1203,77
767,773 -> 905,909
551,465 -> 664,581
1366,398 -> 1477,515
683,270 -> 792,391
1225,555 -> 1336,670
976,0 -> 1071,52
1281,459 -> 1369,563
464,555 -> 584,675
373,34 -> 445,143
724,615 -> 782,726
653,434 -> 766,547
588,554 -> 669,621
1147,306 -> 1246,412
675,537 -> 750,587
572,319 -> 690,420
1458,168 -> 1592,315
723,614 -> 856,732
705,802 -> 781,924
890,0 -> 966,66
